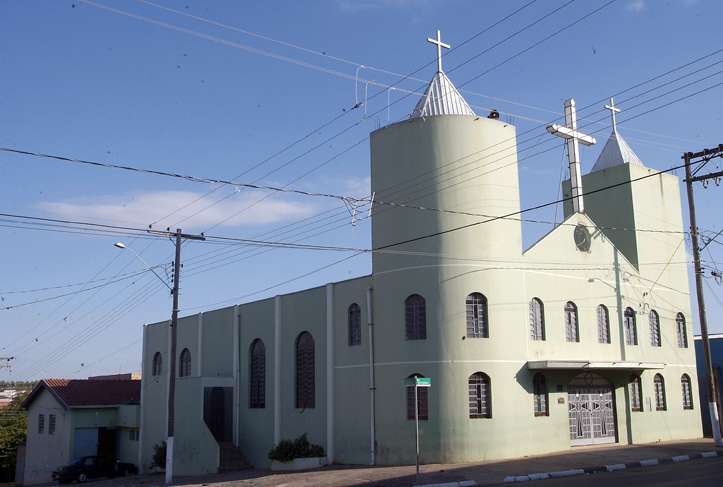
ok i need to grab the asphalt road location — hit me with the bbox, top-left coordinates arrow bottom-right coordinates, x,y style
534,457 -> 723,487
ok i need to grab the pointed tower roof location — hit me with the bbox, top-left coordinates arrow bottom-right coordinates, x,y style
410,71 -> 476,118
590,97 -> 644,172
409,30 -> 475,119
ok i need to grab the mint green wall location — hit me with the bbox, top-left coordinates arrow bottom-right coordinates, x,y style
23,390 -> 71,485
139,322 -> 168,472
237,298 -> 275,468
201,307 -> 235,378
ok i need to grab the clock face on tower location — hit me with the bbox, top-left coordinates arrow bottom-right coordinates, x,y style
573,224 -> 592,252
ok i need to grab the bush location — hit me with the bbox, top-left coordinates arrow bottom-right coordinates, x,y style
268,434 -> 325,463
151,442 -> 166,469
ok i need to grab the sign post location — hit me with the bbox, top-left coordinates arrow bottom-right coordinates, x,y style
405,376 -> 431,476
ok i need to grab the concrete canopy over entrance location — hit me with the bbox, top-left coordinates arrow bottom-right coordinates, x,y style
527,360 -> 664,371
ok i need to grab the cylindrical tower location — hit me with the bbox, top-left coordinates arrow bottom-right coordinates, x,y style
367,70 -> 530,463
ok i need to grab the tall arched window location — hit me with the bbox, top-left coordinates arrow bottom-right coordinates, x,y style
676,313 -> 688,348
649,310 -> 661,347
564,301 -> 579,342
630,375 -> 643,412
681,374 -> 693,410
152,352 -> 162,376
466,293 -> 489,338
654,373 -> 666,411
348,303 -> 362,346
529,298 -> 545,341
597,305 -> 610,344
624,307 -> 638,346
405,294 -> 427,340
179,348 -> 192,377
468,372 -> 491,419
295,332 -> 315,409
249,339 -> 266,409
406,373 -> 428,420
533,373 -> 548,417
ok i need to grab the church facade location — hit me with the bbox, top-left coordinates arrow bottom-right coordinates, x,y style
137,38 -> 702,475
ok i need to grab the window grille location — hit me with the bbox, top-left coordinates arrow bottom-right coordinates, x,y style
597,305 -> 610,344
681,374 -> 693,410
405,294 -> 427,340
179,348 -> 192,377
38,414 -> 45,434
624,307 -> 638,345
649,310 -> 661,347
654,374 -> 666,411
348,303 -> 362,346
465,293 -> 489,338
564,301 -> 579,342
49,414 -> 56,435
406,374 -> 429,420
152,352 -> 162,376
533,373 -> 548,416
249,339 -> 266,408
295,332 -> 315,409
630,375 -> 643,412
468,372 -> 492,419
529,298 -> 545,341
676,313 -> 688,348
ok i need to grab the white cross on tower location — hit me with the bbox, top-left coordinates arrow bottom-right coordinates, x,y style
604,97 -> 621,133
546,98 -> 597,213
427,29 -> 450,73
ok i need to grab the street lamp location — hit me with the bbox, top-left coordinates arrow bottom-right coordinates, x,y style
114,242 -> 172,291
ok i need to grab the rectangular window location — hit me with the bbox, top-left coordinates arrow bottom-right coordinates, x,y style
406,386 -> 429,420
129,429 -> 139,441
38,414 -> 45,434
48,414 -> 56,435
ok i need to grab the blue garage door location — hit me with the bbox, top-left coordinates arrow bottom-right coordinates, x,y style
73,428 -> 98,461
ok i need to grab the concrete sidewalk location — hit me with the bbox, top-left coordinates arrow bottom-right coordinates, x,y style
79,439 -> 723,487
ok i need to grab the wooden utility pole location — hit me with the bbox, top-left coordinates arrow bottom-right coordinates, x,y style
683,144 -> 723,445
165,228 -> 205,484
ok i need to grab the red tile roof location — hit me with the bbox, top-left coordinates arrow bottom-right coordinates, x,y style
22,378 -> 141,409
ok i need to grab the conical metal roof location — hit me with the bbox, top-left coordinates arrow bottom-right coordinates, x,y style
590,129 -> 644,172
410,71 -> 475,119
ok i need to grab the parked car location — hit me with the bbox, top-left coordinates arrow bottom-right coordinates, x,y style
53,456 -> 137,483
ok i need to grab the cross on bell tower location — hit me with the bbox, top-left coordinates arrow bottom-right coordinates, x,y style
427,29 -> 450,73
604,97 -> 621,133
547,98 -> 597,213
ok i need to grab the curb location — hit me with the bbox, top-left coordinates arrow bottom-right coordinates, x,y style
413,481 -> 477,487
502,450 -> 722,483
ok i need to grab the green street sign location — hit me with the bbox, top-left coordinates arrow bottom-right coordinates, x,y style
405,377 -> 431,387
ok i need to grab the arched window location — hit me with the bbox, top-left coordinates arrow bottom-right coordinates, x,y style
533,373 -> 548,417
630,375 -> 643,412
624,307 -> 638,346
466,293 -> 489,338
405,294 -> 427,340
654,373 -> 666,411
179,348 -> 192,377
295,332 -> 315,409
681,374 -> 693,410
564,301 -> 579,342
249,339 -> 266,409
529,298 -> 545,341
348,303 -> 362,346
676,313 -> 688,348
468,372 -> 491,419
597,305 -> 610,344
406,373 -> 429,420
152,352 -> 162,376
649,310 -> 661,347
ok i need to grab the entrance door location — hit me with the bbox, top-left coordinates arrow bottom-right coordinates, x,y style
568,373 -> 616,446
203,387 -> 233,443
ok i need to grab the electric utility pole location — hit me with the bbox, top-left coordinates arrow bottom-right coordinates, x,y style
165,228 -> 205,484
683,144 -> 723,446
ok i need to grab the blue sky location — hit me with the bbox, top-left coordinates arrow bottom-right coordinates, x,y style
1,0 -> 722,380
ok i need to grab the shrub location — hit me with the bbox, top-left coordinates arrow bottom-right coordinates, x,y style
151,442 -> 166,469
268,434 -> 325,463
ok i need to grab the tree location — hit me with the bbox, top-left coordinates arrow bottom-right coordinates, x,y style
0,392 -> 29,482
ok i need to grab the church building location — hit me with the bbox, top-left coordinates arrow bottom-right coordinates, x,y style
137,32 -> 702,475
